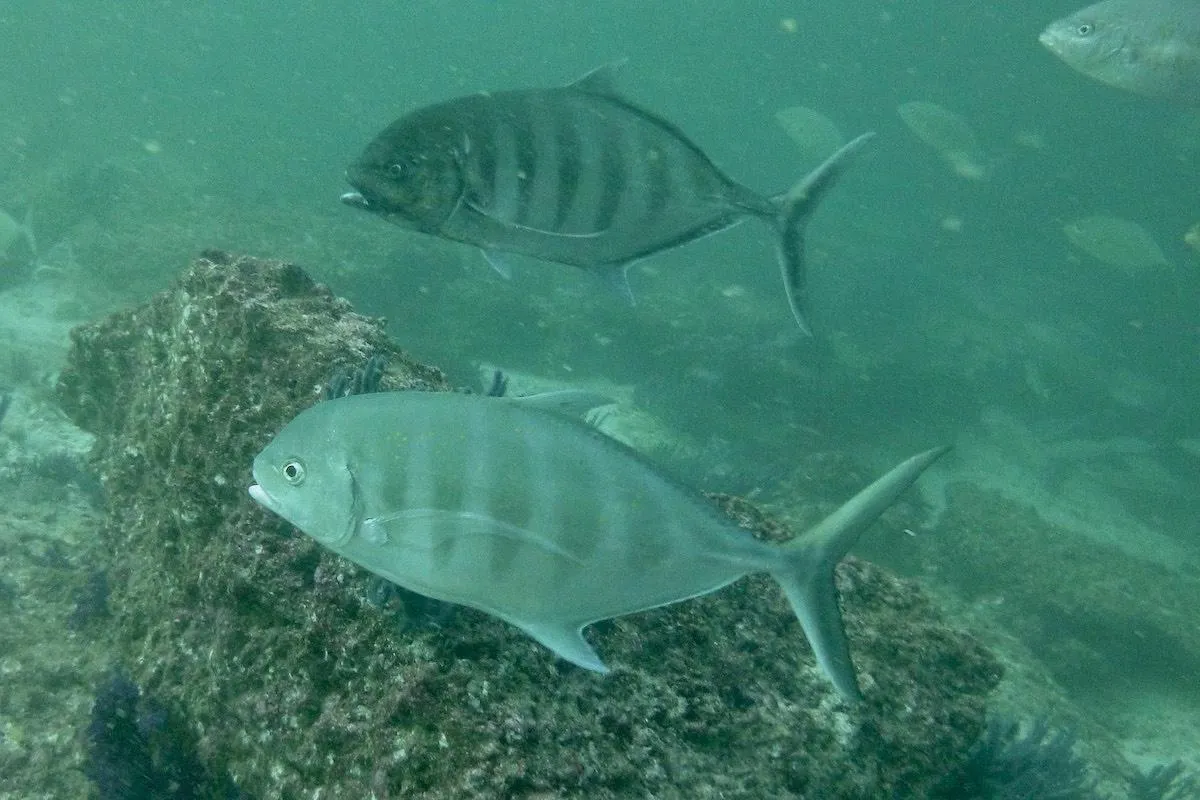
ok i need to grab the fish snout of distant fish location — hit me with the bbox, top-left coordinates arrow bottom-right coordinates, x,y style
1037,26 -> 1065,56
340,191 -> 370,210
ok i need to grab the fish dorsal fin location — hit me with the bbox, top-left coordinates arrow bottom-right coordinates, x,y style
509,390 -> 614,419
568,60 -> 628,96
507,617 -> 609,673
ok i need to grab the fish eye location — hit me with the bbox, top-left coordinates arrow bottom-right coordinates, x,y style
388,163 -> 405,177
1076,23 -> 1092,36
282,458 -> 306,486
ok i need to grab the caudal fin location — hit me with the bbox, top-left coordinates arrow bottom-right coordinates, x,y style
770,445 -> 949,701
774,132 -> 875,336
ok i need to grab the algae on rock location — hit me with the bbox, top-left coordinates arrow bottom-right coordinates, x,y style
57,251 -> 1000,798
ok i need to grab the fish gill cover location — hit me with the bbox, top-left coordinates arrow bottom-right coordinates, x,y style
53,250 -> 1000,798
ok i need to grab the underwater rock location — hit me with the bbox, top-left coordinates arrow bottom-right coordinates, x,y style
84,671 -> 236,799
931,716 -> 1098,799
57,251 -> 1000,798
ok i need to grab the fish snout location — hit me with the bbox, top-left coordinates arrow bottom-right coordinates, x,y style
248,483 -> 280,514
340,191 -> 370,210
1038,27 -> 1062,54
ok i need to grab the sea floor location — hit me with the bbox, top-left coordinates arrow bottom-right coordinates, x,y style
1,276 -> 1198,796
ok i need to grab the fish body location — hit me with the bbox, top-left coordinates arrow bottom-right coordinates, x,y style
341,66 -> 874,334
1040,0 -> 1200,103
249,389 -> 946,700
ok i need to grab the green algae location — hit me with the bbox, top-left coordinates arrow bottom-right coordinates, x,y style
44,251 -> 1002,798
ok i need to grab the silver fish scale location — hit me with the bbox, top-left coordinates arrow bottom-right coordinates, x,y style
343,66 -> 878,333
429,397 -> 700,616
342,393 -> 751,620
251,390 -> 949,698
430,89 -> 750,266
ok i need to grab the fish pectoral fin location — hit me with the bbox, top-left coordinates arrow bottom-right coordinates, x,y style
510,617 -> 609,673
364,508 -> 589,565
465,199 -> 611,239
480,249 -> 513,279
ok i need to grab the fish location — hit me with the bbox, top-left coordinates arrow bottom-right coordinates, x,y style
897,101 -> 989,181
249,389 -> 947,700
0,207 -> 37,264
1062,214 -> 1172,273
1039,0 -> 1200,103
774,105 -> 846,166
340,65 -> 875,335
1185,220 -> 1200,253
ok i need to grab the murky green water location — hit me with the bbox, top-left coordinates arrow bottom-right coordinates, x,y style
2,2 -> 1198,797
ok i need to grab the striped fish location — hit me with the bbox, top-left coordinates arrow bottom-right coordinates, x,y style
340,66 -> 874,335
248,389 -> 946,700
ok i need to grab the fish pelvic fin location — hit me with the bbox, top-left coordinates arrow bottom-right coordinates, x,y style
770,445 -> 949,701
771,132 -> 875,336
509,617 -> 610,674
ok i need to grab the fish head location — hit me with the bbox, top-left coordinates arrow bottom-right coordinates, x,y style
1039,3 -> 1154,95
342,120 -> 465,233
249,404 -> 362,546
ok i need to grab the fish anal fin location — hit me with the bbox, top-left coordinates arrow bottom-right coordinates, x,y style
595,262 -> 636,306
511,618 -> 609,673
568,60 -> 628,96
480,249 -> 513,279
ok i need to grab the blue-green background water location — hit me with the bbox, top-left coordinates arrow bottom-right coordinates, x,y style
2,0 -> 1199,794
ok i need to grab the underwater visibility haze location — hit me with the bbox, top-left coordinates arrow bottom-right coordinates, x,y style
1,1 -> 1199,797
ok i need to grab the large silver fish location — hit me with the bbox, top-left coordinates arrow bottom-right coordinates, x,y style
1039,0 -> 1200,103
248,389 -> 946,700
340,66 -> 874,335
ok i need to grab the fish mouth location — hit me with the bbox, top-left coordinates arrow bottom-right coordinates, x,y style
340,191 -> 370,209
248,483 -> 280,515
1037,28 -> 1060,53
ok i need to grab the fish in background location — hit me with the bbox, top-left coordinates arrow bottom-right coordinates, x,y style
0,207 -> 37,267
249,387 -> 947,700
897,101 -> 989,181
341,65 -> 875,335
1039,0 -> 1200,103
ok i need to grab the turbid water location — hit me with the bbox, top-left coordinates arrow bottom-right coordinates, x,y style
1,2 -> 1198,797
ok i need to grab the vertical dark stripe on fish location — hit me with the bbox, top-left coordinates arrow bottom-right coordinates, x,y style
461,398 -> 492,520
490,113 -> 521,223
513,97 -> 542,226
593,120 -> 627,233
467,102 -> 497,209
552,102 -> 583,232
642,139 -> 673,220
525,95 -> 561,231
609,118 -> 648,234
562,97 -> 605,235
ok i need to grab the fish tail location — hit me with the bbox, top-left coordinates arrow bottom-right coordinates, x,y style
768,445 -> 948,701
771,132 -> 875,336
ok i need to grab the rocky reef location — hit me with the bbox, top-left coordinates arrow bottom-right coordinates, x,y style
56,251 -> 1001,798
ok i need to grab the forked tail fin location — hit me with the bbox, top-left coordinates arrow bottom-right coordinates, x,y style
769,445 -> 949,701
773,132 -> 875,336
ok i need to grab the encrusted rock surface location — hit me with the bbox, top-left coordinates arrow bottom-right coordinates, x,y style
56,251 -> 1001,798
